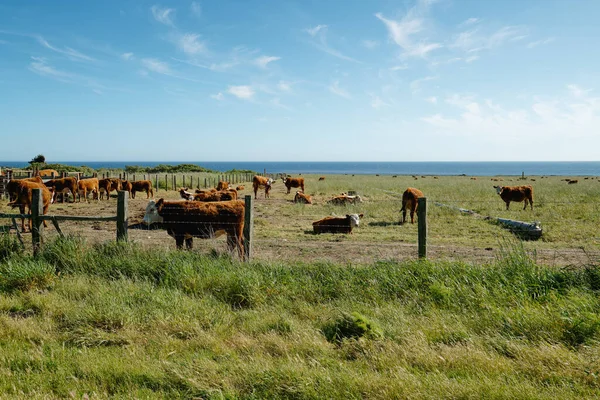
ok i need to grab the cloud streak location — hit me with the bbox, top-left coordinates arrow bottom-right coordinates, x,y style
151,5 -> 175,26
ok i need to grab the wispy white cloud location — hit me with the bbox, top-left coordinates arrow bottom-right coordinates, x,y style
191,1 -> 201,17
151,5 -> 175,26
270,98 -> 293,111
567,84 -> 592,98
426,96 -> 437,104
451,25 -> 528,53
459,17 -> 480,27
121,52 -> 134,61
410,75 -> 437,93
278,81 -> 292,92
375,0 -> 442,58
253,55 -> 281,68
329,81 -> 351,99
29,57 -> 75,82
389,64 -> 408,71
175,33 -> 206,55
465,55 -> 479,63
211,92 -> 224,101
228,85 -> 254,99
305,25 -> 361,63
361,40 -> 379,49
306,25 -> 327,37
527,37 -> 554,48
36,36 -> 95,62
370,94 -> 389,109
142,58 -> 172,74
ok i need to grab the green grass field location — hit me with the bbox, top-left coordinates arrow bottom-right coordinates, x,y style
0,235 -> 599,398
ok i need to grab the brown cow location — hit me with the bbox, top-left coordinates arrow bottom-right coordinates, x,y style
121,180 -> 133,198
7,181 -> 52,232
216,181 -> 230,191
179,187 -> 194,200
37,169 -> 60,178
282,176 -> 305,194
252,176 -> 273,199
313,213 -> 363,234
318,176 -> 326,181
327,194 -> 363,205
6,176 -> 43,201
77,178 -> 100,202
142,199 -> 245,257
193,189 -> 237,202
98,178 -> 113,200
400,187 -> 424,224
44,176 -> 78,203
131,180 -> 154,199
294,191 -> 312,204
494,185 -> 533,210
236,185 -> 245,191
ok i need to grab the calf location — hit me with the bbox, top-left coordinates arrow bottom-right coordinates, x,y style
131,180 -> 154,199
294,191 -> 312,204
494,185 -> 533,210
282,176 -> 305,194
44,176 -> 78,203
8,181 -> 52,232
236,185 -> 245,191
120,180 -> 133,198
179,187 -> 194,200
142,199 -> 245,257
77,178 -> 100,202
252,176 -> 274,199
313,213 -> 364,234
327,194 -> 363,205
216,181 -> 230,191
319,176 -> 326,181
400,187 -> 424,224
98,178 -> 115,200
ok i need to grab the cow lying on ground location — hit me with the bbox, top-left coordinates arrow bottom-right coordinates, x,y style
400,187 -> 424,224
37,169 -> 60,178
282,176 -> 305,194
142,199 -> 245,257
236,185 -> 245,191
179,187 -> 194,200
294,191 -> 312,204
494,185 -> 533,210
77,178 -> 99,202
313,213 -> 363,234
193,189 -> 237,202
6,176 -> 43,201
131,180 -> 154,199
44,176 -> 78,203
8,181 -> 52,232
252,176 -> 274,199
327,194 -> 363,205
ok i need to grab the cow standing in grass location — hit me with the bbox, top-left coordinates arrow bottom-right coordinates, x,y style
400,187 -> 423,224
252,176 -> 273,199
494,185 -> 533,210
282,176 -> 305,194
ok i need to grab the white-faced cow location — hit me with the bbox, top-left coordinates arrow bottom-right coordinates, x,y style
142,199 -> 245,257
252,176 -> 274,199
313,213 -> 364,234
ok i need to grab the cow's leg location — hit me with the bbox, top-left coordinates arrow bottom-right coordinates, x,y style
185,237 -> 193,249
523,200 -> 527,210
175,235 -> 185,249
506,201 -> 510,210
410,206 -> 416,224
530,199 -> 533,210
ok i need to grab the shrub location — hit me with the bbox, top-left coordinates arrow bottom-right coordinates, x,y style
322,312 -> 382,344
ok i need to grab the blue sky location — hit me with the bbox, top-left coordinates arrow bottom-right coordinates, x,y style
1,0 -> 599,162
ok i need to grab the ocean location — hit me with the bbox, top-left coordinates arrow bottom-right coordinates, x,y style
1,161 -> 599,176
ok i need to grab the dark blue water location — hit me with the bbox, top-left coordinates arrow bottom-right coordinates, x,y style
1,161 -> 599,176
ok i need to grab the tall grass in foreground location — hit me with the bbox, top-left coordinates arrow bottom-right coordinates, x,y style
0,235 -> 599,398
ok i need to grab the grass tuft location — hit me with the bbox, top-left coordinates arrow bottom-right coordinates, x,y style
322,311 -> 383,344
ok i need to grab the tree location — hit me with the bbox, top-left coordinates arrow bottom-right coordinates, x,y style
29,154 -> 46,165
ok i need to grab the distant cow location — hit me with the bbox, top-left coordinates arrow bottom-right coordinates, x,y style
120,180 -> 133,198
142,199 -> 245,257
282,176 -> 305,194
193,189 -> 237,202
8,181 -> 52,232
327,194 -> 363,205
6,176 -> 43,201
77,178 -> 99,202
44,176 -> 78,203
494,185 -> 533,210
294,191 -> 312,204
236,185 -> 245,191
319,176 -> 326,181
252,176 -> 274,199
216,181 -> 230,191
400,187 -> 424,224
37,169 -> 60,178
313,213 -> 363,234
568,179 -> 578,184
131,180 -> 154,199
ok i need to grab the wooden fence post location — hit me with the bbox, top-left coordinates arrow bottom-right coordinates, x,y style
116,191 -> 128,242
31,188 -> 43,255
243,195 -> 253,262
418,197 -> 427,259
155,175 -> 159,193
183,175 -> 186,188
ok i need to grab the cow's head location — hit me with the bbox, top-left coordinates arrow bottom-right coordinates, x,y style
346,213 -> 364,228
493,185 -> 503,195
142,199 -> 165,225
353,195 -> 364,203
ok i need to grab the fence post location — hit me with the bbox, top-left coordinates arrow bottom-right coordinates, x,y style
183,175 -> 186,188
155,175 -> 159,193
165,174 -> 168,191
31,188 -> 43,256
117,191 -> 128,242
418,197 -> 427,259
243,195 -> 253,262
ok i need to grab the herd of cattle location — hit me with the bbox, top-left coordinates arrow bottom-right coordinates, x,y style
3,171 -> 537,257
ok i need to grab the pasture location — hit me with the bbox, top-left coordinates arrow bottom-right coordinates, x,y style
1,173 -> 599,266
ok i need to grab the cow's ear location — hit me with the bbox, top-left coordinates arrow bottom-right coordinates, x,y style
359,213 -> 364,218
155,198 -> 164,211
